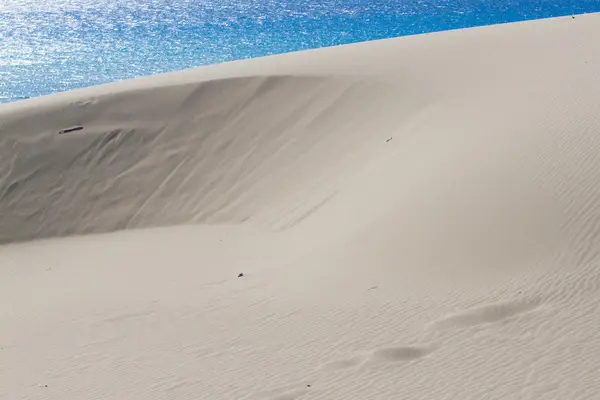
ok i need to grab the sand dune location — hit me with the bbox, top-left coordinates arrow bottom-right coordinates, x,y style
0,76 -> 411,242
2,13 -> 600,400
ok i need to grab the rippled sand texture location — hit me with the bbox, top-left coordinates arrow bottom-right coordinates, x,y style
1,13 -> 600,400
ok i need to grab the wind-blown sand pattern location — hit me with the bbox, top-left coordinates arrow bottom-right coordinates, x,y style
1,13 -> 600,400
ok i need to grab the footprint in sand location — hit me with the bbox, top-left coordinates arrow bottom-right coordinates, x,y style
243,384 -> 310,400
322,355 -> 367,371
369,345 -> 434,363
250,298 -> 542,398
254,344 -> 435,400
323,344 -> 434,372
430,297 -> 543,330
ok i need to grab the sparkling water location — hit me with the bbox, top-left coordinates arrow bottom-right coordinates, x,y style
1,0 -> 599,103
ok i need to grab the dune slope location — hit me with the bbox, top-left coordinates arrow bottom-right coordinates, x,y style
1,13 -> 600,400
0,76 -> 415,242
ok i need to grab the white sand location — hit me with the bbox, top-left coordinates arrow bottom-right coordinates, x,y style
2,12 -> 600,399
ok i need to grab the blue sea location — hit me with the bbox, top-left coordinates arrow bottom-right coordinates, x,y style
1,0 -> 599,103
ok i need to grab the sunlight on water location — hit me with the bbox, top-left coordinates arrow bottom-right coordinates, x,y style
1,0 -> 599,103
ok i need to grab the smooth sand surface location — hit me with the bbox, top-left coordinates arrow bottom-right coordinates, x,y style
2,12 -> 600,399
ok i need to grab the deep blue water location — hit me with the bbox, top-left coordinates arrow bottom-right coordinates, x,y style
1,0 -> 599,103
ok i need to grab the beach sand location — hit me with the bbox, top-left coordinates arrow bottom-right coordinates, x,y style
1,12 -> 600,399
